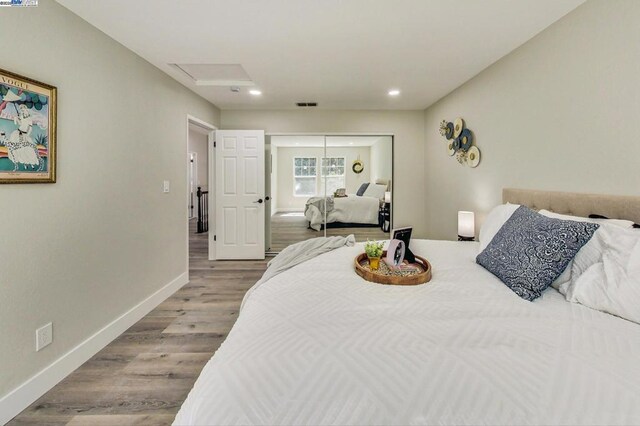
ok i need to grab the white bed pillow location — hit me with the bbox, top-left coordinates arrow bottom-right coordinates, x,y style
566,225 -> 640,324
362,183 -> 386,200
538,210 -> 635,229
539,210 -> 635,292
478,203 -> 520,253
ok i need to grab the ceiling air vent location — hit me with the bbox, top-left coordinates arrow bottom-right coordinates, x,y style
296,102 -> 318,107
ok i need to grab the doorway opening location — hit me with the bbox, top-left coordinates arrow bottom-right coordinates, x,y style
186,115 -> 216,271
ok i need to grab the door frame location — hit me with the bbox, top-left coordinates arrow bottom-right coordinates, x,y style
186,115 -> 217,274
188,151 -> 198,220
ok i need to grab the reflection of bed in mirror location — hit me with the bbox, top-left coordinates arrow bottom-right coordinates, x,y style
305,180 -> 389,231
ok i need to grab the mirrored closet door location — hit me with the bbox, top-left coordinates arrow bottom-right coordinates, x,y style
265,134 -> 393,253
322,136 -> 392,243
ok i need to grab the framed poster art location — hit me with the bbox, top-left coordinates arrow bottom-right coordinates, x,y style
0,68 -> 56,183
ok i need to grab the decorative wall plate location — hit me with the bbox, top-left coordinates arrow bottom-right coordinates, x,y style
467,146 -> 481,168
447,141 -> 456,156
352,159 -> 364,174
453,117 -> 464,138
452,137 -> 461,151
440,116 -> 480,168
445,122 -> 454,139
459,128 -> 473,151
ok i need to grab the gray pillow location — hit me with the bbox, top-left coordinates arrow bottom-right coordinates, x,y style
476,206 -> 599,301
356,183 -> 369,196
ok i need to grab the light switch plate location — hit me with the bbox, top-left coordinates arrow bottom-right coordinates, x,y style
163,180 -> 170,193
36,322 -> 53,352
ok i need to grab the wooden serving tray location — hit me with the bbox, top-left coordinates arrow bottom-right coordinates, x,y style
354,251 -> 432,285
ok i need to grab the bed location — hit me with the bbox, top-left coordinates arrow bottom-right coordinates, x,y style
174,189 -> 640,425
304,180 -> 389,231
305,194 -> 381,231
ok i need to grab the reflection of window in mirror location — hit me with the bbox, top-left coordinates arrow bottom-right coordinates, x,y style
293,157 -> 317,197
321,157 -> 345,195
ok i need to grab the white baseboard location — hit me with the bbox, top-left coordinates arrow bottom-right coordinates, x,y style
0,272 -> 189,425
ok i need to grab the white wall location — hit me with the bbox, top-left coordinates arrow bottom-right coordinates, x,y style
369,137 -> 393,184
275,145 -> 371,211
423,0 -> 640,240
221,110 -> 425,234
188,128 -> 208,190
0,0 -> 219,411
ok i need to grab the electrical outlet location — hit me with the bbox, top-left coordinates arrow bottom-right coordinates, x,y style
163,180 -> 170,193
36,322 -> 53,352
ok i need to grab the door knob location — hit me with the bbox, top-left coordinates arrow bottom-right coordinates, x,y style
265,196 -> 271,201
253,198 -> 264,204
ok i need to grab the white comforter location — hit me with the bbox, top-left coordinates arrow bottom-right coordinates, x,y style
174,240 -> 640,425
306,195 -> 380,231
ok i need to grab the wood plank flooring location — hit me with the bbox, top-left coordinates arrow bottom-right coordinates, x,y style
270,212 -> 389,252
9,221 -> 268,426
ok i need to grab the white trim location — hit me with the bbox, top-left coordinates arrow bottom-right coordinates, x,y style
0,272 -> 189,425
188,151 -> 198,220
195,79 -> 255,87
207,130 -> 216,260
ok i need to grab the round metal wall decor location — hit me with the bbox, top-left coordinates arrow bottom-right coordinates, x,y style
459,128 -> 473,151
445,122 -> 454,139
352,159 -> 364,174
439,117 -> 481,168
447,141 -> 456,156
453,117 -> 464,138
467,146 -> 481,168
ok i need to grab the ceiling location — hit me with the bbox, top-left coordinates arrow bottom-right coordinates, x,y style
57,0 -> 584,110
271,135 -> 390,148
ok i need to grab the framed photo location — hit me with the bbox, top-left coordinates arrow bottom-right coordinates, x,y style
0,68 -> 56,183
391,226 -> 412,249
391,226 -> 415,263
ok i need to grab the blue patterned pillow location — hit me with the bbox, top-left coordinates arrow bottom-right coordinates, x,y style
476,206 -> 599,301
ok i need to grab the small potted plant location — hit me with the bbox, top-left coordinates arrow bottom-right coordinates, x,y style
364,240 -> 384,270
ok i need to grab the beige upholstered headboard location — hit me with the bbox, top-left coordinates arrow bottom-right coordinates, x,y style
375,179 -> 391,191
503,188 -> 640,224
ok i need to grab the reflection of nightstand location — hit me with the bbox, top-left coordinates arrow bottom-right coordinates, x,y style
380,202 -> 391,232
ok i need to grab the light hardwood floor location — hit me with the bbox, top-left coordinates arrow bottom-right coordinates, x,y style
10,222 -> 268,426
270,212 -> 389,252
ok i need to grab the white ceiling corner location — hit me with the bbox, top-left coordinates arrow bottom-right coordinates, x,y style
57,0 -> 585,110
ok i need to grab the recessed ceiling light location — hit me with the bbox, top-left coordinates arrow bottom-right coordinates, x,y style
388,89 -> 400,96
249,89 -> 262,96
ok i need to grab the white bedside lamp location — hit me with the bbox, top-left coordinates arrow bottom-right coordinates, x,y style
458,211 -> 475,241
384,191 -> 391,203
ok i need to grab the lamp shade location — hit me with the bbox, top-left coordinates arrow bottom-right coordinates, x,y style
458,211 -> 475,239
384,191 -> 391,203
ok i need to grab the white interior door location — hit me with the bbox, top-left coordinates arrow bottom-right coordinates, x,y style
215,130 -> 265,259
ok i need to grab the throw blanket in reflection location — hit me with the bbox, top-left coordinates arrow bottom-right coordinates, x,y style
305,196 -> 334,216
241,234 -> 356,310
